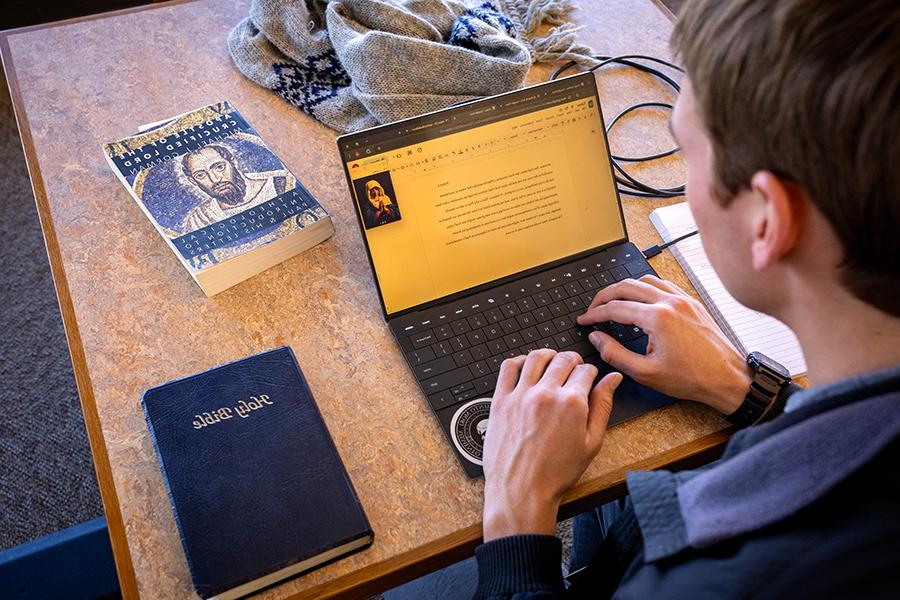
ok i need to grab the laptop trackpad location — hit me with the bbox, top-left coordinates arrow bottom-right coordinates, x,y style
584,335 -> 678,426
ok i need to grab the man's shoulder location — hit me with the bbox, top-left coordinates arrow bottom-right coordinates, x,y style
617,438 -> 900,599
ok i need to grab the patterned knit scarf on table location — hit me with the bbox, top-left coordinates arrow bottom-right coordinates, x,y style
228,0 -> 595,133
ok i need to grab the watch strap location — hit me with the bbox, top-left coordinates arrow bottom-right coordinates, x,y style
727,353 -> 793,428
726,383 -> 773,427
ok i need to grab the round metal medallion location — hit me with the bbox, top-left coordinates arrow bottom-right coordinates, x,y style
450,398 -> 492,465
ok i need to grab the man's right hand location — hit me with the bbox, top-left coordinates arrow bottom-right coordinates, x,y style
577,275 -> 752,416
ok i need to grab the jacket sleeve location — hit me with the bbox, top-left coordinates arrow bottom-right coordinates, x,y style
473,535 -> 565,599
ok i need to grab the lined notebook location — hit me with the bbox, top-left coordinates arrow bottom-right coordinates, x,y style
650,202 -> 807,376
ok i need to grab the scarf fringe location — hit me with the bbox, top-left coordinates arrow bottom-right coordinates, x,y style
502,0 -> 595,64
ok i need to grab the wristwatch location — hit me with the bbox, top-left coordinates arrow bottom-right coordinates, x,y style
726,351 -> 792,428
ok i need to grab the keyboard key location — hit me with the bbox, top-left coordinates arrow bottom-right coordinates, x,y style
450,319 -> 471,335
620,324 -> 644,342
406,347 -> 436,365
488,356 -> 505,372
467,330 -> 485,346
486,339 -> 508,354
433,340 -> 452,357
474,375 -> 496,395
500,302 -> 520,317
596,271 -> 613,287
564,281 -> 584,296
580,292 -> 595,307
516,313 -> 535,328
610,265 -> 630,281
521,327 -> 539,342
428,390 -> 455,410
484,324 -> 503,339
411,330 -> 435,348
579,276 -> 599,290
471,360 -> 490,377
471,344 -> 490,360
450,336 -> 469,351
468,314 -> 488,329
435,324 -> 453,340
500,318 -> 518,333
503,332 -> 523,348
549,286 -> 567,301
414,355 -> 456,379
485,308 -> 504,323
421,366 -> 473,394
520,342 -> 540,353
565,297 -> 585,311
554,332 -> 573,347
537,337 -> 557,350
626,261 -> 652,277
517,297 -> 536,312
537,321 -> 557,337
532,307 -> 552,322
450,382 -> 474,396
455,389 -> 478,403
554,316 -> 574,331
610,324 -> 630,342
453,349 -> 474,366
533,291 -> 552,306
593,320 -> 618,335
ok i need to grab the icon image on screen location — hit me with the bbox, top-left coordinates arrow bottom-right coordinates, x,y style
354,171 -> 401,230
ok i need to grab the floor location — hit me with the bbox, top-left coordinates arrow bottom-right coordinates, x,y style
0,68 -> 103,552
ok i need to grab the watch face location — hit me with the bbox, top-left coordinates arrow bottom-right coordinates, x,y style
749,351 -> 790,379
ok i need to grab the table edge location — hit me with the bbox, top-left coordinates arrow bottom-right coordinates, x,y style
0,1 -> 699,598
0,34 -> 141,600
295,428 -> 730,599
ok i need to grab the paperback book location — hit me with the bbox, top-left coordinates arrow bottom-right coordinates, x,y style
103,101 -> 334,295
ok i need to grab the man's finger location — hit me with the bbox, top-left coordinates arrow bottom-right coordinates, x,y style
638,274 -> 691,297
517,349 -> 557,388
588,331 -> 654,379
495,355 -> 526,397
586,278 -> 668,311
586,372 -> 623,453
540,351 -> 583,386
578,300 -> 656,329
562,362 -> 599,395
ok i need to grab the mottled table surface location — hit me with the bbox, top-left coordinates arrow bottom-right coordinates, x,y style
1,0 -> 731,598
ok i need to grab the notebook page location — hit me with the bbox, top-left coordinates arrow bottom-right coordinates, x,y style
650,202 -> 807,376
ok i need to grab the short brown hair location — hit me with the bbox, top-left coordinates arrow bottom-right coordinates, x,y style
672,0 -> 900,316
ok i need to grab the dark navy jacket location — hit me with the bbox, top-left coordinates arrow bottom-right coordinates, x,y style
473,366 -> 900,599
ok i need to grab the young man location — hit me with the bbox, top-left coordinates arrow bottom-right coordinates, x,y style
472,0 -> 900,597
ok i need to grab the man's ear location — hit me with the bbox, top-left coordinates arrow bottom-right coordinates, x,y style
749,171 -> 804,271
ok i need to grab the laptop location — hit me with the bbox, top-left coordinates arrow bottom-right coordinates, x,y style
337,72 -> 675,478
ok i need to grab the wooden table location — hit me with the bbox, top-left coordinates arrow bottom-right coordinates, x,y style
1,1 -> 733,598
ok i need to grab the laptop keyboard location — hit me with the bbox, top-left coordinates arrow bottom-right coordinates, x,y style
392,243 -> 655,412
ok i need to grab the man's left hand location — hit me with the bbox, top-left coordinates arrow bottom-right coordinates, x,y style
482,350 -> 623,541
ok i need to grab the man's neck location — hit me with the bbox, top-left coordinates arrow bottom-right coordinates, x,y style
782,283 -> 900,387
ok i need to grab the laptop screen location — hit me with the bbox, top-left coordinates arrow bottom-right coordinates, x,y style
338,73 -> 626,316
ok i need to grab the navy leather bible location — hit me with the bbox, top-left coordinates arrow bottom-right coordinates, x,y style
142,347 -> 373,599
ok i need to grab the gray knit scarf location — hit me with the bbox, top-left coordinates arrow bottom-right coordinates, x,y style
228,0 -> 594,132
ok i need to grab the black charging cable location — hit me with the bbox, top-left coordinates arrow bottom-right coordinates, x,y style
641,228 -> 698,259
550,54 -> 685,199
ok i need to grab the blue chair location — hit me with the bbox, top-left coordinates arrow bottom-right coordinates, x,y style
0,518 -> 119,599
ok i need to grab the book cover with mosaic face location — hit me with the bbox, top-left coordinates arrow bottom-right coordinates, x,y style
103,101 -> 329,274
